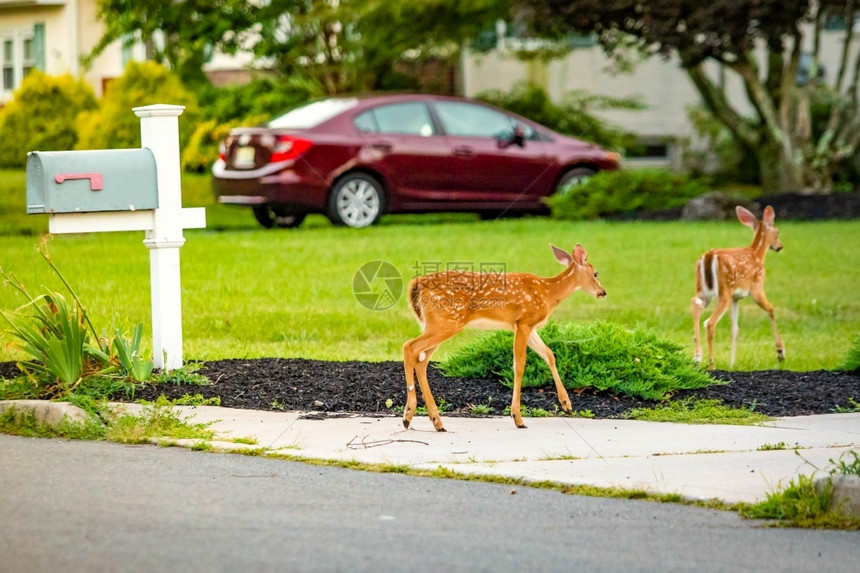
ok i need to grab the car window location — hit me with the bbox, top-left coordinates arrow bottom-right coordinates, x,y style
268,98 -> 358,129
353,111 -> 378,133
434,101 -> 521,139
355,102 -> 436,136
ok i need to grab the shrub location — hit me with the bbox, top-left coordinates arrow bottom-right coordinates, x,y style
840,333 -> 860,371
0,72 -> 97,167
476,80 -> 640,151
181,119 -> 233,173
546,168 -> 710,220
76,61 -> 199,152
439,321 -> 715,401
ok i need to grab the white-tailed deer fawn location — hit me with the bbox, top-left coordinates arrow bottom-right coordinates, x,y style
692,205 -> 785,369
403,244 -> 606,431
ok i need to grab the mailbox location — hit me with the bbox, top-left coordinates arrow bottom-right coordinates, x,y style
26,148 -> 159,214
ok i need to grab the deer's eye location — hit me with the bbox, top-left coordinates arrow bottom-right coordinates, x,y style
594,272 -> 599,278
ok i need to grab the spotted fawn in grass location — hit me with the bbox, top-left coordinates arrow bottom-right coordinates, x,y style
692,205 -> 785,369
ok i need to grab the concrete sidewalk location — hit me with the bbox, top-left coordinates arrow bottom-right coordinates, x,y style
120,403 -> 860,506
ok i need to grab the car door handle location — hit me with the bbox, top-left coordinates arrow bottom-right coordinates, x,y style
370,141 -> 393,152
453,146 -> 475,158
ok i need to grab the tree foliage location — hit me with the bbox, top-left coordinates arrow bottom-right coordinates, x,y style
91,0 -> 509,94
518,0 -> 860,192
88,0 -> 256,86
476,80 -> 641,151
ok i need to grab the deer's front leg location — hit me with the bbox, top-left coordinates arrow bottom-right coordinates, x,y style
751,286 -> 785,362
730,299 -> 740,368
527,330 -> 572,414
402,340 -> 420,429
510,325 -> 530,428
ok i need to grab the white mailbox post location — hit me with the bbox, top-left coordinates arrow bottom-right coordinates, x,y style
28,104 -> 205,371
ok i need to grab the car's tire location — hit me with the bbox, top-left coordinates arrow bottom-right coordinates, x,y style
327,173 -> 386,228
252,206 -> 307,229
555,167 -> 597,194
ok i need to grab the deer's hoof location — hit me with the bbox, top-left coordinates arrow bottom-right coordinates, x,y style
436,427 -> 447,432
777,349 -> 786,361
402,419 -> 410,429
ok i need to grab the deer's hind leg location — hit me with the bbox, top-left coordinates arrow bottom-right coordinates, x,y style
402,324 -> 462,431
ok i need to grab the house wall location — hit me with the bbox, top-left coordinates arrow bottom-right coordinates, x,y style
0,0 -> 134,102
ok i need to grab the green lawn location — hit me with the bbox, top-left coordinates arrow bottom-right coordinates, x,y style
1,170 -> 858,370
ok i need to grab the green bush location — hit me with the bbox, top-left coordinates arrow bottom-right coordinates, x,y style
0,72 -> 97,168
439,321 -> 715,401
476,80 -> 640,151
76,61 -> 199,151
545,168 -> 710,220
181,119 -> 232,173
841,333 -> 860,371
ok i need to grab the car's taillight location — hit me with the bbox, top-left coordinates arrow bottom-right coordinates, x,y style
270,135 -> 312,163
218,141 -> 226,162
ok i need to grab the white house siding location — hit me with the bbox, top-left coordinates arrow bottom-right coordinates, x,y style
462,28 -> 860,166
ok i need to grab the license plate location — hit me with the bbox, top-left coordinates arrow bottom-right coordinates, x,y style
233,146 -> 256,169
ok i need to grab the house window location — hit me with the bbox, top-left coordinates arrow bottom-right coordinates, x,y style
1,29 -> 36,94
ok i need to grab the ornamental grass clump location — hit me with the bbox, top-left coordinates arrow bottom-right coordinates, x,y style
439,321 -> 716,401
0,241 -> 154,398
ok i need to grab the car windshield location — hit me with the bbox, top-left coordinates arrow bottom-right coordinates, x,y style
267,98 -> 359,129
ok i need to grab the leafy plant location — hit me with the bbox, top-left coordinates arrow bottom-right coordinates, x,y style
112,323 -> 154,382
0,267 -> 108,395
546,169 -> 710,220
440,321 -> 715,401
757,442 -> 789,451
739,450 -> 860,529
625,399 -> 772,425
105,396 -> 215,444
153,363 -> 210,386
832,397 -> 860,414
829,451 -> 860,477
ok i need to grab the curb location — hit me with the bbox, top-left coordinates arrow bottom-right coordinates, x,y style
0,399 -> 92,428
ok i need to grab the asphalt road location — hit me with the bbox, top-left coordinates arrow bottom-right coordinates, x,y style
1,434 -> 856,572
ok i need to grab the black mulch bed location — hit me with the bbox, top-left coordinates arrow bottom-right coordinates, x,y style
4,358 -> 852,420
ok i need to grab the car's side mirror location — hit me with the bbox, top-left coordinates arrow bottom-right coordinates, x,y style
497,125 -> 526,149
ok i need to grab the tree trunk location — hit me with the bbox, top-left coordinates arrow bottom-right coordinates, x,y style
756,140 -> 805,194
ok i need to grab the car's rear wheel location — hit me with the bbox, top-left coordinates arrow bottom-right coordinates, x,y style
327,173 -> 386,228
252,206 -> 307,229
555,167 -> 597,194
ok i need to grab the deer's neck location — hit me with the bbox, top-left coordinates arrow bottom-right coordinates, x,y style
545,266 -> 581,306
749,225 -> 770,261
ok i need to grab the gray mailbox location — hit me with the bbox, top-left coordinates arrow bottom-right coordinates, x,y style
26,148 -> 159,214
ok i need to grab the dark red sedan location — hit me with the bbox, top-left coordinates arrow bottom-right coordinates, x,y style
212,94 -> 620,228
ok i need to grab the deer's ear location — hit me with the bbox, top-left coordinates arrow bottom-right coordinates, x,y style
762,205 -> 776,227
551,244 -> 573,266
736,206 -> 759,229
572,244 -> 587,266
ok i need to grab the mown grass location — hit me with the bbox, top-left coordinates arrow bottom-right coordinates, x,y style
1,169 -> 858,370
